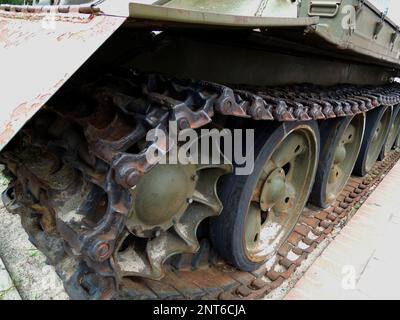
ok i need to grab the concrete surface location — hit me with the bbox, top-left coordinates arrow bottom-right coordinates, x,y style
0,170 -> 69,300
285,161 -> 400,300
0,256 -> 21,300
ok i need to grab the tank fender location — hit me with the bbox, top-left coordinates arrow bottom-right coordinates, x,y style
0,8 -> 126,151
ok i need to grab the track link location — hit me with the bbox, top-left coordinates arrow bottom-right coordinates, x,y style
1,70 -> 400,299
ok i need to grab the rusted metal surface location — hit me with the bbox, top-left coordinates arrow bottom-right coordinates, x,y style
0,4 -> 100,15
1,70 -> 400,299
0,9 -> 125,151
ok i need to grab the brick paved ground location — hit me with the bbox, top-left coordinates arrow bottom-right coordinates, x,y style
285,161 -> 400,300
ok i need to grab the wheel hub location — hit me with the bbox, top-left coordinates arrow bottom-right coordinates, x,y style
260,168 -> 286,212
334,144 -> 347,164
116,161 -> 231,280
128,163 -> 197,236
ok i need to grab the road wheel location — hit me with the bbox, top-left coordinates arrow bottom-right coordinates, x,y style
379,106 -> 400,159
354,107 -> 392,176
211,121 -> 319,271
309,114 -> 365,208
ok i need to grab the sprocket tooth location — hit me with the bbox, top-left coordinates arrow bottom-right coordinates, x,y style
174,203 -> 214,250
144,165 -> 231,278
146,232 -> 189,279
116,163 -> 232,280
173,165 -> 232,253
192,189 -> 221,212
116,245 -> 152,276
192,166 -> 230,212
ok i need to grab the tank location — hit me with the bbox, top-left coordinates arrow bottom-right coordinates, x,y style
1,0 -> 400,299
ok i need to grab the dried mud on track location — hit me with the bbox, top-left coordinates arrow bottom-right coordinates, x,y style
0,167 -> 68,300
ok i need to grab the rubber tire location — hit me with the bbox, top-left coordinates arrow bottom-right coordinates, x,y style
353,106 -> 391,177
378,105 -> 400,160
210,121 -> 320,272
309,115 -> 365,208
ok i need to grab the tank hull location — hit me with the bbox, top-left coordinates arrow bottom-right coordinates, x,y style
1,0 -> 400,150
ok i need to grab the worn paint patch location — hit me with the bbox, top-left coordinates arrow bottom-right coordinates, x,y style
0,11 -> 126,150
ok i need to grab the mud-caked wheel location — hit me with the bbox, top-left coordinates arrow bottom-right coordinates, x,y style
354,106 -> 392,177
211,121 -> 319,271
309,114 -> 365,208
379,106 -> 400,159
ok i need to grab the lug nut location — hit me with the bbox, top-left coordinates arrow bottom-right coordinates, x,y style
223,100 -> 232,113
95,242 -> 111,260
126,171 -> 141,188
178,118 -> 190,129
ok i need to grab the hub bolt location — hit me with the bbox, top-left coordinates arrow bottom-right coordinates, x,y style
95,242 -> 111,260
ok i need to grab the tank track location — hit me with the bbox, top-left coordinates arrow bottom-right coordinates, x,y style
1,69 -> 400,300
